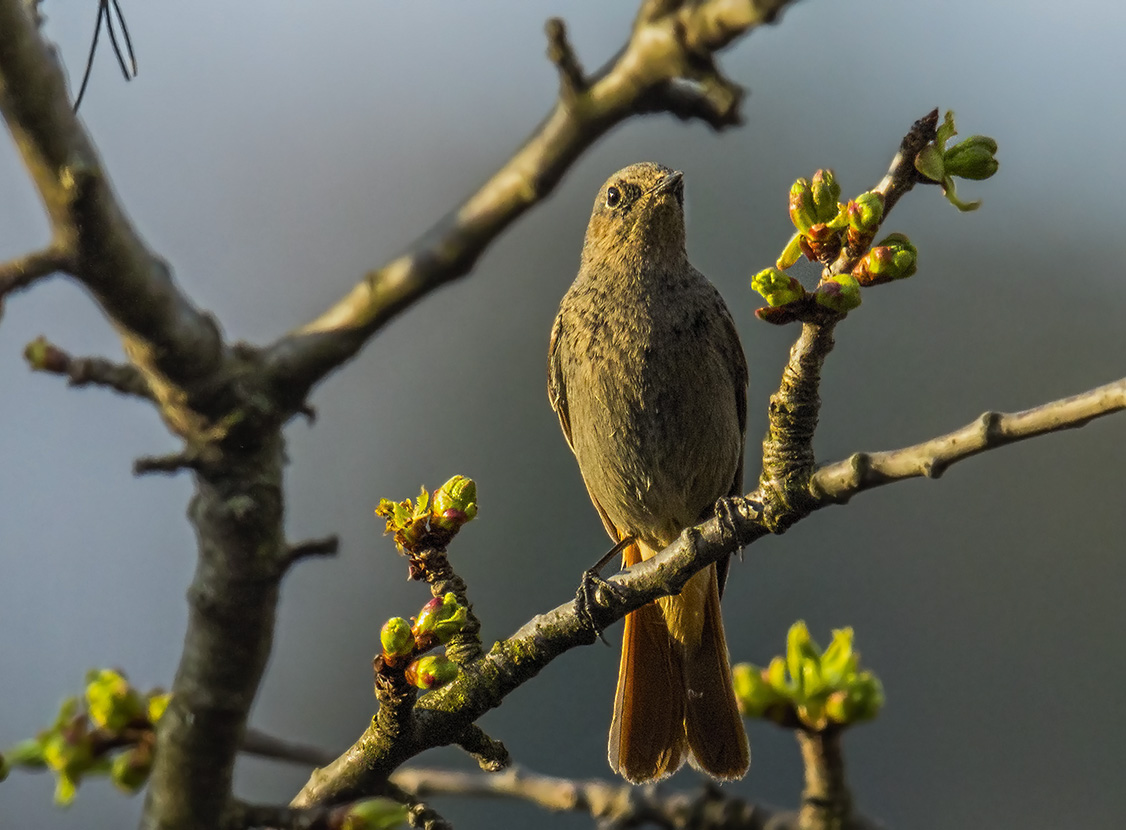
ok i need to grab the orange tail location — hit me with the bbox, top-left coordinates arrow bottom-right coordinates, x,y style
608,544 -> 749,783
683,563 -> 750,780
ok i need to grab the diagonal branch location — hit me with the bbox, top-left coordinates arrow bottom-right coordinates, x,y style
810,377 -> 1126,504
261,0 -> 799,411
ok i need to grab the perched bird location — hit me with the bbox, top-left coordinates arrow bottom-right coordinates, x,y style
548,162 -> 750,783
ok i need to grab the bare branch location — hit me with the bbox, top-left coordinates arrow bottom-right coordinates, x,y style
261,0 -> 799,411
23,335 -> 154,400
241,727 -> 336,768
0,245 -> 69,299
545,19 -> 586,98
392,765 -> 800,830
282,535 -> 340,569
452,724 -> 509,772
811,377 -> 1126,504
0,0 -> 224,406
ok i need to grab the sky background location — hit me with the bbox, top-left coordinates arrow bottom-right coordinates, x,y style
2,1 -> 1125,828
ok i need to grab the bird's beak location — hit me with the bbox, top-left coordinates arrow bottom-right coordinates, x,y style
651,170 -> 684,195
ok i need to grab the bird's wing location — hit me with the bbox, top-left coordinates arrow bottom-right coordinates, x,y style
716,293 -> 749,597
547,309 -> 574,452
548,309 -> 622,543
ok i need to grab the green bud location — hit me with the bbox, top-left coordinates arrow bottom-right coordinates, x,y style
54,773 -> 79,807
732,663 -> 784,717
944,134 -> 999,180
914,143 -> 946,183
0,753 -> 9,783
788,178 -> 816,233
797,697 -> 828,731
819,627 -> 858,686
404,655 -> 458,690
785,621 -> 817,688
380,617 -> 415,659
848,670 -> 885,721
5,738 -> 47,769
799,655 -> 827,701
776,232 -> 805,270
375,487 -> 431,551
23,336 -> 67,373
430,475 -> 478,532
43,723 -> 94,806
85,669 -> 143,732
765,655 -> 789,693
813,274 -> 862,313
110,744 -> 153,794
847,191 -> 884,234
341,797 -> 410,830
856,233 -> 918,285
414,593 -> 467,644
751,268 -> 805,308
810,169 -> 841,223
146,692 -> 171,724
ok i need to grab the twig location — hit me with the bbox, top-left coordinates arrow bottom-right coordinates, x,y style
0,245 -> 69,299
545,19 -> 585,97
392,765 -> 794,830
23,335 -> 154,400
452,724 -> 509,772
795,730 -> 851,830
810,377 -> 1126,504
261,0 -> 799,413
282,536 -> 340,569
241,727 -> 336,768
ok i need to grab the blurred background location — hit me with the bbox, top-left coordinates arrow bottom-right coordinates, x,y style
2,1 -> 1125,828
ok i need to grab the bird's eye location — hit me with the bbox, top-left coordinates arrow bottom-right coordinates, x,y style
605,186 -> 622,208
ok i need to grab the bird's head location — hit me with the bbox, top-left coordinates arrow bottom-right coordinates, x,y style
581,162 -> 687,271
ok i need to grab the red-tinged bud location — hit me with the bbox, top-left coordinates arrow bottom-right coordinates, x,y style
404,655 -> 457,690
813,274 -> 862,313
414,593 -> 467,644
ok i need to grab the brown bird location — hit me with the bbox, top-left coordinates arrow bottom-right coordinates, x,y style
548,162 -> 750,783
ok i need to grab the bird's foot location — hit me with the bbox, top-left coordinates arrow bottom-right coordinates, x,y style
574,537 -> 633,645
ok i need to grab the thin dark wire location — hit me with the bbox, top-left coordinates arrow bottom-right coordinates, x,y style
105,0 -> 138,79
72,0 -> 138,112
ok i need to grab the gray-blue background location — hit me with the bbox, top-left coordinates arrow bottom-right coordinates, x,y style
2,2 -> 1125,828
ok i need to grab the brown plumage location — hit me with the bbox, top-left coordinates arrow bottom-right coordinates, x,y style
548,162 -> 750,783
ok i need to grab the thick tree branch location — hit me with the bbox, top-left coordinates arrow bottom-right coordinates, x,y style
0,0 -> 225,420
810,377 -> 1126,504
261,0 -> 798,411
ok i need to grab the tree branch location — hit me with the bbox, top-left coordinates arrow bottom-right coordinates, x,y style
23,335 -> 154,399
241,727 -> 336,768
261,0 -> 799,411
0,0 -> 225,420
0,244 -> 69,301
392,765 -> 802,830
810,377 -> 1126,504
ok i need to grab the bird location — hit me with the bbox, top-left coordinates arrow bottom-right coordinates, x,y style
548,162 -> 750,783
